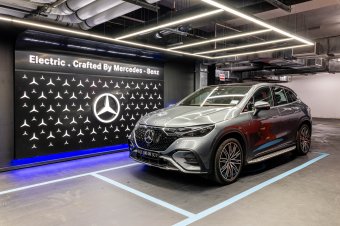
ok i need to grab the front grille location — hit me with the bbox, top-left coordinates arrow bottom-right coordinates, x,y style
134,126 -> 178,151
130,151 -> 178,170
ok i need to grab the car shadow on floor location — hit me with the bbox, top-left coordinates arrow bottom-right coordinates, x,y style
133,152 -> 298,189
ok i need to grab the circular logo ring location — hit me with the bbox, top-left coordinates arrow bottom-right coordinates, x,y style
144,129 -> 155,144
93,93 -> 120,123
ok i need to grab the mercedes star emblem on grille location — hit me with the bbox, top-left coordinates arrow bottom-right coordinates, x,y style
144,129 -> 155,144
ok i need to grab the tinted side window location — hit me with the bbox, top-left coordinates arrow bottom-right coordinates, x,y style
285,89 -> 298,103
245,86 -> 273,111
272,87 -> 288,106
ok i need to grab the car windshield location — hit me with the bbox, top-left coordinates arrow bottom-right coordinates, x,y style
180,86 -> 251,107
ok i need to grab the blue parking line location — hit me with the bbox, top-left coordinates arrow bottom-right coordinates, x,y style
173,152 -> 329,226
91,173 -> 195,218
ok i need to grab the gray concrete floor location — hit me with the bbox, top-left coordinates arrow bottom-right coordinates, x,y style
0,118 -> 339,226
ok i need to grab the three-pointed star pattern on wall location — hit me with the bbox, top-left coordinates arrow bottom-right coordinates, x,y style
15,72 -> 164,159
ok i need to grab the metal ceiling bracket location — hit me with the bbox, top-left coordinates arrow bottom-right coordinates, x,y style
122,0 -> 159,12
264,0 -> 291,12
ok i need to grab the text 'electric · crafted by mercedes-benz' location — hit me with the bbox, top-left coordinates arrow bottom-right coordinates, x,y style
128,83 -> 312,184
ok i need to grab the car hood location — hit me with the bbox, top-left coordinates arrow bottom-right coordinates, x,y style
139,105 -> 239,127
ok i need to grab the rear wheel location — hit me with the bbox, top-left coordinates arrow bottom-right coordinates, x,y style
212,138 -> 244,185
296,124 -> 311,155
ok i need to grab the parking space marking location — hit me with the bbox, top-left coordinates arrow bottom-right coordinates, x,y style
91,173 -> 195,218
0,163 -> 140,196
173,152 -> 329,226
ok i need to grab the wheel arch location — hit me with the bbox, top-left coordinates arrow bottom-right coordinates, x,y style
209,129 -> 248,173
298,117 -> 312,132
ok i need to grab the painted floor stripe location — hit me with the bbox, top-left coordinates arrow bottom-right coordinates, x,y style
173,153 -> 329,226
91,173 -> 195,218
0,163 -> 140,196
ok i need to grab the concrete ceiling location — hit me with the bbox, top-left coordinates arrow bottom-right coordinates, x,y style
226,0 -> 340,39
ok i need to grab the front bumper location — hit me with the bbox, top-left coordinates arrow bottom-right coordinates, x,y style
128,134 -> 209,174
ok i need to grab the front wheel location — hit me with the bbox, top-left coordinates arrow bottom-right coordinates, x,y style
211,138 -> 244,185
296,124 -> 311,155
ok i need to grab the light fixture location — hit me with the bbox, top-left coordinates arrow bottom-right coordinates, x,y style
107,50 -> 137,57
115,39 -> 213,59
111,0 -> 314,59
0,8 -> 314,60
24,38 -> 60,46
115,9 -> 224,40
169,29 -> 271,50
195,38 -> 294,54
213,44 -> 309,59
0,15 -> 212,59
201,0 -> 314,45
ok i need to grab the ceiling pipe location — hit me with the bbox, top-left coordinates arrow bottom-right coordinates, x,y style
47,0 -> 95,15
79,0 -> 159,30
47,0 -> 125,24
227,0 -> 340,27
263,0 -> 291,12
30,0 -> 57,3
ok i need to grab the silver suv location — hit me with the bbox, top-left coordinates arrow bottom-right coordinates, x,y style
128,83 -> 312,184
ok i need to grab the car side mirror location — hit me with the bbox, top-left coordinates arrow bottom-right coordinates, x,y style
253,101 -> 271,116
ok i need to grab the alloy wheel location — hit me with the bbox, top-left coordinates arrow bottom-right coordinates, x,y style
299,125 -> 311,153
218,141 -> 242,181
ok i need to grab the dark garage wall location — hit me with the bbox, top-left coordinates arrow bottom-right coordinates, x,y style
164,61 -> 195,106
0,32 -> 15,166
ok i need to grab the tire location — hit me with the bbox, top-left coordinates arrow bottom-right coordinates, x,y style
211,138 -> 244,185
296,124 -> 311,155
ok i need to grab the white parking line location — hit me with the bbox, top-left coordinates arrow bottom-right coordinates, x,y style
91,173 -> 195,218
0,163 -> 140,196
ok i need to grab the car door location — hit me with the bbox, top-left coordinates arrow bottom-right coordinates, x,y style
272,86 -> 296,146
244,86 -> 282,159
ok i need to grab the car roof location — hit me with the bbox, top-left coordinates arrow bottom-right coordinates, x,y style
210,82 -> 291,89
208,83 -> 296,94
209,82 -> 271,88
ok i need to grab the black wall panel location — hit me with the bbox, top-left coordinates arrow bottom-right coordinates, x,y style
0,33 -> 15,166
164,61 -> 195,105
0,29 -> 196,169
15,51 -> 164,159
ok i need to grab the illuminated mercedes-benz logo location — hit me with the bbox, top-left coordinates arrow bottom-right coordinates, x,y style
93,93 -> 120,123
144,129 -> 155,144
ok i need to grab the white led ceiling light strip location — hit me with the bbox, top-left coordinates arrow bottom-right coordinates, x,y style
195,38 -> 294,54
213,44 -> 310,59
0,0 -> 314,60
201,0 -> 314,45
115,9 -> 224,40
114,0 -> 314,59
0,16 -> 213,59
169,29 -> 271,50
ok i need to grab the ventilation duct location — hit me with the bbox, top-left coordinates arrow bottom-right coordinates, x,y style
48,0 -> 95,15
31,0 -> 57,3
79,0 -> 159,30
47,0 -> 124,24
292,44 -> 318,57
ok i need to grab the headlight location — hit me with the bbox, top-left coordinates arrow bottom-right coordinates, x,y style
164,125 -> 215,137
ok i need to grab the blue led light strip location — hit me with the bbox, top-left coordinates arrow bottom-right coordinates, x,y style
11,144 -> 128,166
